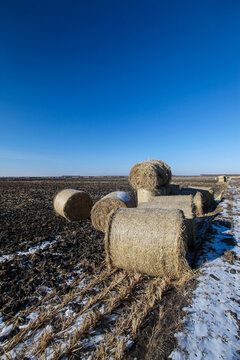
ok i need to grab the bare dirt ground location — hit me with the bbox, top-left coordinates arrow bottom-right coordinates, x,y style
0,176 -> 229,359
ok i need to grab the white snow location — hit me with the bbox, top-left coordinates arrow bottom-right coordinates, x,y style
26,311 -> 40,323
0,323 -> 13,338
2,325 -> 53,360
116,191 -> 132,203
170,180 -> 240,360
66,268 -> 84,285
0,235 -> 61,263
0,313 -> 14,342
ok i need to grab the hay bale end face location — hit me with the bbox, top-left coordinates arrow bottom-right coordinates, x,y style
129,159 -> 172,191
181,187 -> 215,214
218,175 -> 226,183
105,207 -> 191,278
53,189 -> 93,221
137,187 -> 168,205
91,191 -> 136,232
193,191 -> 203,216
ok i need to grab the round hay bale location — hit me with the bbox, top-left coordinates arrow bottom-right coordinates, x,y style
53,189 -> 93,221
201,189 -> 215,212
129,159 -> 172,191
138,195 -> 196,249
139,195 -> 195,219
218,175 -> 226,183
137,187 -> 168,205
193,192 -> 203,216
105,207 -> 191,278
91,191 -> 136,232
181,187 -> 215,214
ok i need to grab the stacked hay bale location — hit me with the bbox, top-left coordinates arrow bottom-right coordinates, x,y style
91,191 -> 136,232
139,195 -> 196,249
137,187 -> 167,204
192,192 -> 204,216
129,159 -> 172,204
181,187 -> 215,215
192,186 -> 215,210
105,207 -> 191,278
218,175 -> 226,183
53,189 -> 93,221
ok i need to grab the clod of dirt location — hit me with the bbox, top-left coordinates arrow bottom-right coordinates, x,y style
223,250 -> 236,264
209,274 -> 220,281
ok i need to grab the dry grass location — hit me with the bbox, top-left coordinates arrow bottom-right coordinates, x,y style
2,264 -> 195,360
93,277 -> 170,359
33,327 -> 53,357
51,272 -> 144,359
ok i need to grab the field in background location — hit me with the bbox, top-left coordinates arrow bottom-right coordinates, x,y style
0,176 -> 231,359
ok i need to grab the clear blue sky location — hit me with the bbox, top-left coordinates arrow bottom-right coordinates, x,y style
0,0 -> 239,176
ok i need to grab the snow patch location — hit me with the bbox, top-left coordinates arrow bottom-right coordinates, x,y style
0,235 -> 61,263
0,324 -> 13,338
116,191 -> 132,203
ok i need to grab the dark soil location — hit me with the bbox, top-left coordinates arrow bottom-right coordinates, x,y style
0,177 -> 135,320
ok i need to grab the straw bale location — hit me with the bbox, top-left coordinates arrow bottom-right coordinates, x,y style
53,189 -> 93,221
138,195 -> 196,248
139,195 -> 195,219
105,207 -> 191,278
195,186 -> 215,208
218,175 -> 226,183
91,191 -> 136,232
193,191 -> 203,216
181,187 -> 215,214
129,159 -> 172,191
137,187 -> 168,205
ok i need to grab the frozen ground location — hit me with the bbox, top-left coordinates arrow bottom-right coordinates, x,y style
170,180 -> 240,360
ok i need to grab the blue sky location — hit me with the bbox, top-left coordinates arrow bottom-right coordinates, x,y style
0,0 -> 239,176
